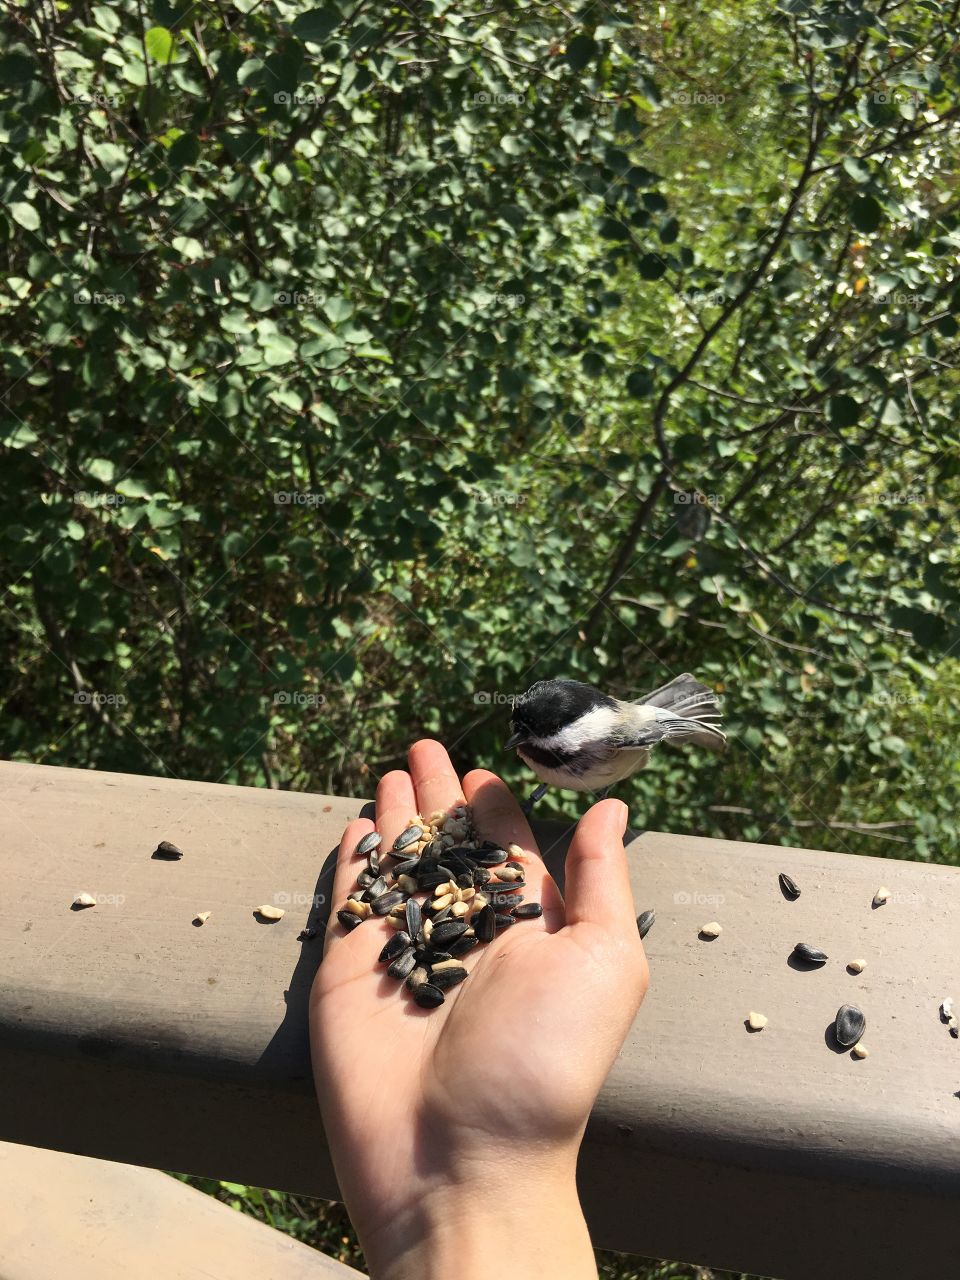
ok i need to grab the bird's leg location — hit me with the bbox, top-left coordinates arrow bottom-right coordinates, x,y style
521,783 -> 548,816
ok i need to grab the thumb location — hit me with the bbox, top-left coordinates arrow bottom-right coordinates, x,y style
562,797 -> 637,933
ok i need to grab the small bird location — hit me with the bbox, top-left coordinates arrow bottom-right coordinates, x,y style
504,673 -> 726,812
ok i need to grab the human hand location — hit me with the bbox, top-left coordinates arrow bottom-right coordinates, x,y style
309,740 -> 648,1280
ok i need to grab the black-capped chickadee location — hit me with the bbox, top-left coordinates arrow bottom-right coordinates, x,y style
504,673 -> 726,812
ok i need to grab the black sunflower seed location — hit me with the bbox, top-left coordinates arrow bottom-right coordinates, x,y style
379,931 -> 412,963
513,902 -> 543,920
417,870 -> 450,891
421,948 -> 453,964
431,905 -> 452,924
405,898 -> 422,940
473,868 -> 493,887
430,919 -> 468,947
495,913 -> 516,929
447,935 -> 479,957
387,948 -> 417,980
455,872 -> 474,889
392,825 -> 423,852
413,983 -> 445,1009
355,832 -> 382,857
636,909 -> 656,939
779,872 -> 801,900
356,869 -> 376,890
337,909 -> 363,932
835,1004 -> 866,1048
429,965 -> 469,989
372,890 -> 406,917
505,860 -> 524,871
475,904 -> 496,942
361,875 -> 389,902
153,840 -> 183,859
477,849 -> 508,867
392,856 -> 420,878
792,942 -> 828,964
368,848 -> 381,876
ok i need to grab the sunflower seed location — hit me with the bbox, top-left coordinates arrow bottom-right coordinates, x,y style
392,856 -> 420,877
473,868 -> 493,886
194,910 -> 211,925
417,870 -> 450,891
356,869 -> 376,890
778,872 -> 801,899
699,921 -> 722,939
378,932 -> 411,962
372,891 -> 406,916
746,1011 -> 767,1031
387,914 -> 409,929
494,913 -> 516,929
422,917 -> 434,943
72,892 -> 97,908
387,948 -> 417,980
430,965 -> 469,990
512,903 -> 543,920
450,901 -> 470,918
431,892 -> 455,912
298,927 -> 317,941
848,958 -> 867,974
413,983 -> 445,1008
256,904 -> 285,921
361,875 -> 389,901
942,998 -> 955,1022
477,849 -> 508,867
367,849 -> 381,876
636,909 -> 655,939
455,872 -> 474,889
397,874 -> 419,896
431,919 -> 468,947
448,935 -> 479,957
495,865 -> 525,883
851,1043 -> 869,1059
355,832 -> 382,857
343,898 -> 372,919
505,859 -> 524,871
154,840 -> 183,859
393,825 -> 423,852
337,909 -> 363,932
507,843 -> 524,858
406,965 -> 430,990
873,885 -> 890,907
475,904 -> 496,942
793,942 -> 828,964
835,1004 -> 866,1048
405,898 -> 422,940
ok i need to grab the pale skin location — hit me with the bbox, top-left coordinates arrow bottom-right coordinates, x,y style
309,740 -> 649,1280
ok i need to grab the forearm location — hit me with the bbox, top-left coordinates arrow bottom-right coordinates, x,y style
354,1153 -> 597,1280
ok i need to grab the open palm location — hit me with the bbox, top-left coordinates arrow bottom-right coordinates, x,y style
310,740 -> 647,1253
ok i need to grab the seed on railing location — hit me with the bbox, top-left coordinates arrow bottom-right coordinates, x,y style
873,886 -> 890,907
153,840 -> 183,859
355,832 -> 382,858
413,983 -> 445,1009
72,892 -> 96,909
778,872 -> 800,899
699,921 -> 722,939
851,1043 -> 869,1059
298,927 -> 316,941
256,904 -> 285,921
387,948 -> 417,980
793,942 -> 828,965
337,909 -> 363,932
835,1004 -> 866,1048
636,909 -> 655,939
847,958 -> 867,974
393,825 -> 423,852
746,1011 -> 767,1031
406,898 -> 422,941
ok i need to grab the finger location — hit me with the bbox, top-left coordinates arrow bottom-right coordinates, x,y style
376,768 -> 419,848
407,739 -> 465,825
462,769 -> 565,927
324,818 -> 376,958
562,798 -> 637,934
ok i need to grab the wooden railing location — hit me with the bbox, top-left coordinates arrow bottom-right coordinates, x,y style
1,759 -> 958,1280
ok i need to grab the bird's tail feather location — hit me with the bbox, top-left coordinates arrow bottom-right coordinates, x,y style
635,673 -> 726,753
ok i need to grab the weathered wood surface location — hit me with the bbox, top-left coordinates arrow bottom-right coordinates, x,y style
1,759 -> 958,1279
0,1141 -> 363,1279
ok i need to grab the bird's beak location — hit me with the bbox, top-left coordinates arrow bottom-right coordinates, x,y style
504,730 -> 527,752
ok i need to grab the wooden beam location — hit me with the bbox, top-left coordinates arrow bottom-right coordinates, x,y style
1,759 -> 958,1278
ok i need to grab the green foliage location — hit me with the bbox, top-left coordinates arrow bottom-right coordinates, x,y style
1,0 -> 959,870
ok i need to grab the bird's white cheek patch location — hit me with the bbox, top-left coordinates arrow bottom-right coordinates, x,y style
536,705 -> 621,754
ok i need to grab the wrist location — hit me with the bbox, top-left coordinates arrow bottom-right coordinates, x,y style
357,1146 -> 595,1280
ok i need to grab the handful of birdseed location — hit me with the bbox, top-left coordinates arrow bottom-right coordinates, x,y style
335,804 -> 542,1009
